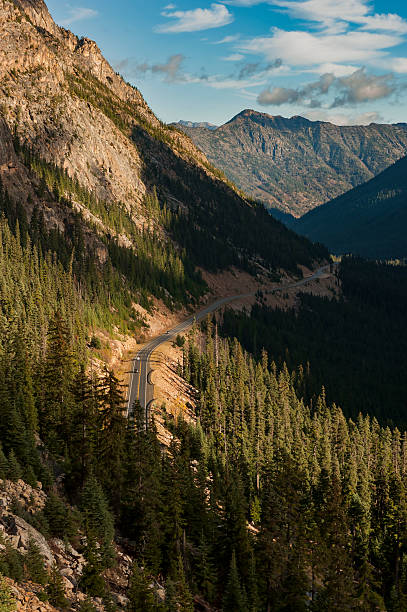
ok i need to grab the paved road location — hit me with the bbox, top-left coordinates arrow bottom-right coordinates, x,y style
126,264 -> 331,427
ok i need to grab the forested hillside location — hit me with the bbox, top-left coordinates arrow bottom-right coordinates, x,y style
222,257 -> 407,426
2,227 -> 407,610
293,155 -> 407,259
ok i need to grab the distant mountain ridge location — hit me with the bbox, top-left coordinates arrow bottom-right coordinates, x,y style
176,120 -> 218,130
178,109 -> 407,216
293,154 -> 407,259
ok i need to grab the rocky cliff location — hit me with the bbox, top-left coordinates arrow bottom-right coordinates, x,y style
0,0 -> 208,215
177,109 -> 407,216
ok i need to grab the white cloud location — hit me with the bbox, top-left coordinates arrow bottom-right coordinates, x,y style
331,67 -> 396,106
312,63 -> 361,77
258,86 -> 299,105
222,0 -> 264,4
377,57 -> 407,74
241,28 -> 402,67
60,6 -> 98,27
360,13 -> 407,34
225,0 -> 407,34
156,3 -> 234,33
222,53 -> 245,61
212,34 -> 241,44
151,54 -> 186,82
303,109 -> 384,125
118,55 -> 187,83
203,76 -> 266,89
271,0 -> 370,28
353,111 -> 384,124
118,53 -> 267,92
245,0 -> 407,34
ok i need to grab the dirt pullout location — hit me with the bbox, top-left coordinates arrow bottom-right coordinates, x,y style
263,267 -> 340,311
201,264 -> 339,311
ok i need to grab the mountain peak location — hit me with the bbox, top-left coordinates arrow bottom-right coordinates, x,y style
14,0 -> 57,33
227,109 -> 314,128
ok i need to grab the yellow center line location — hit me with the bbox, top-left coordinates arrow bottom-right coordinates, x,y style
136,358 -> 141,401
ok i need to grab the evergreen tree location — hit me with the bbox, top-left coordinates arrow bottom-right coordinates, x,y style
69,365 -> 97,488
44,492 -> 75,540
46,564 -> 68,608
196,535 -> 217,604
0,574 -> 15,612
80,474 -> 114,559
40,312 -> 76,451
78,597 -> 97,612
0,542 -> 24,583
6,451 -> 21,482
96,369 -> 126,504
0,445 -> 8,480
222,551 -> 247,612
79,536 -> 106,599
24,537 -> 47,585
127,562 -> 156,611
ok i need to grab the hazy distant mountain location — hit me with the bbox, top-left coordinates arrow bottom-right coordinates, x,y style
178,109 -> 407,216
176,120 -> 218,130
294,155 -> 407,259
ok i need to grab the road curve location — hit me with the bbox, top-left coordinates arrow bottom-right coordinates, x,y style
126,264 -> 331,427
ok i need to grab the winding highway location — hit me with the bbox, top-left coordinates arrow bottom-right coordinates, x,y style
126,264 -> 332,428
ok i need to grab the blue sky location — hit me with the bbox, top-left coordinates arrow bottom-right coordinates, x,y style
47,0 -> 407,126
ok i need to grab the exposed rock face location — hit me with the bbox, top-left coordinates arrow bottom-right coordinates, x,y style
14,0 -> 58,35
0,0 -> 219,222
178,109 -> 407,216
0,513 -> 55,566
0,0 -> 327,284
0,478 -> 135,610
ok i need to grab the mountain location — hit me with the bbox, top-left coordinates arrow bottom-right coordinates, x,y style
293,154 -> 407,259
177,120 -> 218,130
0,0 -> 326,298
178,109 -> 407,216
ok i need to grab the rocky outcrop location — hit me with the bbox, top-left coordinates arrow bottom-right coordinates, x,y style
0,478 -> 46,514
0,478 -> 137,610
5,577 -> 58,612
0,513 -> 55,566
0,0 -> 326,288
178,110 -> 407,216
14,0 -> 59,36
